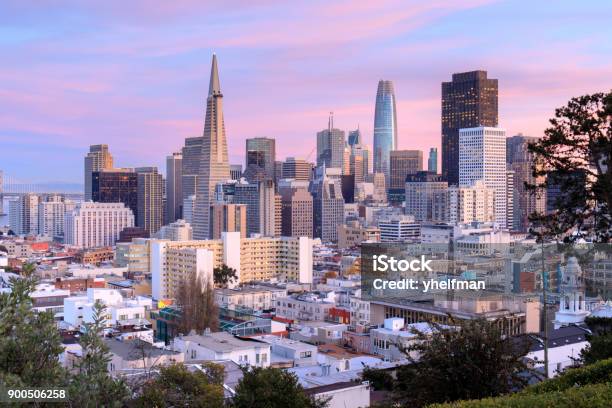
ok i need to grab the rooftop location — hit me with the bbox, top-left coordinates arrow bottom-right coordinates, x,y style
180,331 -> 269,353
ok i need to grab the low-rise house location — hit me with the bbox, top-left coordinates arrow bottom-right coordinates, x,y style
276,291 -> 336,321
290,321 -> 347,345
254,335 -> 318,367
105,339 -> 184,376
305,381 -> 370,408
173,331 -> 271,368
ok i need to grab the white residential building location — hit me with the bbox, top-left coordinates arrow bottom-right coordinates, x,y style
275,292 -> 336,322
174,331 -> 271,368
64,202 -> 134,248
9,193 -> 39,235
448,180 -> 495,224
254,335 -> 318,367
378,215 -> 420,242
38,195 -> 75,238
459,127 -> 507,227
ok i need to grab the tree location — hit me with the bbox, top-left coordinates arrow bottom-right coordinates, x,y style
0,268 -> 67,388
130,363 -> 225,408
391,318 -> 535,407
579,316 -> 612,365
213,264 -> 238,288
527,91 -> 612,242
361,366 -> 393,391
176,274 -> 219,334
20,262 -> 36,277
68,300 -> 129,407
232,367 -> 329,408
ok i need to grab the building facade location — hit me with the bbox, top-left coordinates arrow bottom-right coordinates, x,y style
166,152 -> 183,224
64,202 -> 134,249
373,80 -> 398,182
84,144 -> 114,201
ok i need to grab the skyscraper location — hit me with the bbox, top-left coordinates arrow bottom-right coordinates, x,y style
136,167 -> 164,235
210,202 -> 247,239
348,128 -> 361,146
507,134 -> 545,231
442,71 -> 498,185
373,80 -> 398,182
389,150 -> 423,189
92,169 -> 138,221
282,158 -> 312,181
181,136 -> 204,201
312,175 -> 344,242
166,152 -> 183,224
193,54 -> 231,239
316,113 -> 346,169
64,202 -> 134,248
428,148 -> 438,173
229,164 -> 243,181
84,144 -> 113,200
405,172 -> 448,223
246,137 -> 276,181
279,181 -> 313,238
459,127 -> 507,227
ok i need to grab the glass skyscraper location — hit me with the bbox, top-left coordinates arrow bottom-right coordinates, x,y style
373,80 -> 398,182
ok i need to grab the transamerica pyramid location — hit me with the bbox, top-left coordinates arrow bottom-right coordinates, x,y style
193,54 -> 230,239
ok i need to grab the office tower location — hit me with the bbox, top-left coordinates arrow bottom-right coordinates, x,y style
243,151 -> 268,183
274,161 -> 283,183
136,167 -> 163,235
8,193 -> 40,235
378,216 -> 421,243
210,203 -> 247,239
341,174 -> 355,204
428,148 -> 438,173
316,113 -> 346,169
373,80 -> 398,182
38,195 -> 75,238
65,202 -> 134,248
312,175 -> 344,242
193,54 -> 231,239
230,164 -> 243,181
181,136 -> 203,201
405,172 -> 448,222
246,137 -> 276,180
389,150 -> 423,189
348,128 -> 361,146
506,169 -> 515,230
92,169 -> 138,221
234,180 -> 279,237
84,144 -> 114,200
349,144 -> 369,183
157,219 -> 193,241
506,134 -> 546,231
442,71 -> 498,185
183,195 -> 196,224
166,152 -> 183,224
282,157 -> 312,181
459,127 -> 507,227
279,181 -> 313,238
371,173 -> 387,203
448,180 -> 494,224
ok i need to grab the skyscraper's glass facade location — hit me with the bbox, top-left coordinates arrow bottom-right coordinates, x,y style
373,80 -> 397,181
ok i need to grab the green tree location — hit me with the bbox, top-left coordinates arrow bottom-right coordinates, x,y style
361,366 -> 394,391
68,300 -> 129,407
232,367 -> 329,408
176,274 -> 219,334
527,91 -> 612,242
579,316 -> 612,365
392,318 -> 535,407
20,262 -> 36,277
213,264 -> 238,288
0,267 -> 67,388
130,363 -> 225,408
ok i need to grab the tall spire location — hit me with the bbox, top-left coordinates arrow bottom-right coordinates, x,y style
209,53 -> 221,96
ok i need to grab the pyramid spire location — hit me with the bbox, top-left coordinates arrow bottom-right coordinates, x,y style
208,53 -> 221,96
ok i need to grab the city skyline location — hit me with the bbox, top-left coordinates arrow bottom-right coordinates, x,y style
1,0 -> 612,183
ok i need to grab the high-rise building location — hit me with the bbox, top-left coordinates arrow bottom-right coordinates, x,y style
348,128 -> 361,146
234,180 -> 279,237
64,202 -> 134,248
373,80 -> 398,182
92,169 -> 138,221
9,193 -> 40,235
193,54 -> 231,239
389,150 -> 423,190
157,219 -> 193,241
371,173 -> 387,204
183,195 -> 196,224
210,203 -> 247,239
243,151 -> 268,183
136,167 -> 164,235
405,172 -> 448,222
282,158 -> 312,181
312,175 -> 344,242
38,195 -> 75,238
279,182 -> 313,238
459,127 -> 507,227
428,148 -> 438,173
230,164 -> 243,181
246,137 -> 276,181
316,113 -> 345,169
506,134 -> 546,231
166,152 -> 183,224
181,136 -> 203,201
349,144 -> 370,184
442,71 -> 498,185
506,169 -> 515,230
448,180 -> 495,224
84,144 -> 114,201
